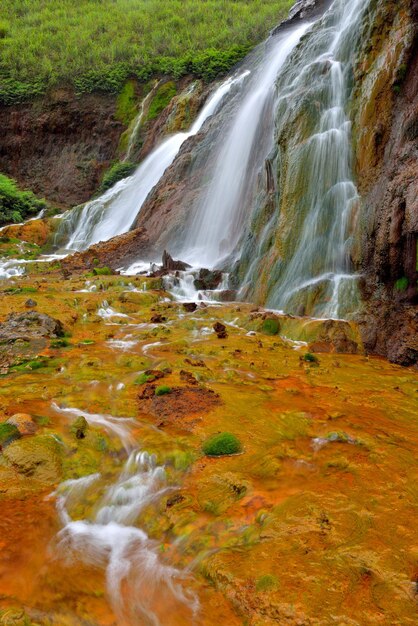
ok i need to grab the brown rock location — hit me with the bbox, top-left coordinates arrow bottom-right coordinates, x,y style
6,414 -> 37,436
308,320 -> 359,354
150,314 -> 167,324
183,302 -> 197,313
180,370 -> 198,385
213,322 -> 228,339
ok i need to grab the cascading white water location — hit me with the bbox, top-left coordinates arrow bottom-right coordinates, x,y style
52,403 -> 198,625
60,72 -> 250,252
180,23 -> 311,268
237,0 -> 370,318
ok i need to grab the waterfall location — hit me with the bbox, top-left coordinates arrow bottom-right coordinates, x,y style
236,0 -> 370,318
54,0 -> 370,320
180,22 -> 311,268
59,72 -> 250,252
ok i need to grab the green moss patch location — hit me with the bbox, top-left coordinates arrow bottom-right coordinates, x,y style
202,432 -> 242,457
146,82 -> 177,121
98,163 -> 136,194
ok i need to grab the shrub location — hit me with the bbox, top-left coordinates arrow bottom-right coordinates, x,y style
303,352 -> 319,363
202,432 -> 242,456
0,174 -> 46,226
98,162 -> 136,193
155,385 -> 172,396
92,266 -> 113,276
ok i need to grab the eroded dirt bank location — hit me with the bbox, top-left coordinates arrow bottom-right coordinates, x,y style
0,268 -> 417,625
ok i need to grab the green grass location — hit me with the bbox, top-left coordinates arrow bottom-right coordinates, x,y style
0,174 -> 46,226
0,0 -> 293,104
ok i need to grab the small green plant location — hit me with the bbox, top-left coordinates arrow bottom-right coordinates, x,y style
0,422 -> 20,447
261,318 -> 280,335
98,162 -> 136,193
255,574 -> 279,592
155,385 -> 172,396
50,338 -> 70,348
395,277 -> 408,292
92,266 -> 113,276
34,415 -> 51,426
303,352 -> 319,363
135,372 -> 151,385
202,432 -> 242,456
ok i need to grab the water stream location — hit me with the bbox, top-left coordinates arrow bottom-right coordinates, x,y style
51,403 -> 198,625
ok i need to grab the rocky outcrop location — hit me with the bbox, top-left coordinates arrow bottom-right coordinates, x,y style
60,226 -> 152,273
0,311 -> 64,342
351,0 -> 418,365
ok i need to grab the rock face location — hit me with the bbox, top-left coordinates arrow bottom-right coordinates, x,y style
0,78 -> 204,210
351,0 -> 418,365
0,89 -> 125,207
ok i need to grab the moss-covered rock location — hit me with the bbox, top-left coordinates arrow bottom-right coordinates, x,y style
2,435 -> 62,484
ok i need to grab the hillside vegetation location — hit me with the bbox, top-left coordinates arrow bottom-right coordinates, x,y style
0,0 -> 293,104
0,174 -> 46,226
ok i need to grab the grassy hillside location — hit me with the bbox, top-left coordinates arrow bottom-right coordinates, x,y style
0,0 -> 293,104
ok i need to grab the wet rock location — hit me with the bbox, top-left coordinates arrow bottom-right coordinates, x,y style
61,227 -> 151,273
24,298 -> 37,308
138,383 -> 157,399
161,250 -> 191,272
183,302 -> 197,313
194,268 -> 223,291
150,313 -> 167,324
213,322 -> 228,339
70,415 -> 89,439
216,290 -> 237,302
308,320 -> 359,354
166,493 -> 186,509
6,413 -> 37,436
144,369 -> 166,382
184,358 -> 207,367
0,311 -> 64,342
180,370 -> 198,385
3,435 -> 62,484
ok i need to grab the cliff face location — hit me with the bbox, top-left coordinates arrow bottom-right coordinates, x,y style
0,89 -> 125,207
352,0 -> 418,365
0,78 -> 203,210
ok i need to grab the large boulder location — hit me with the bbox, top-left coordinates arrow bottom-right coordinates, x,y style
0,311 -> 64,343
2,435 -> 62,484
